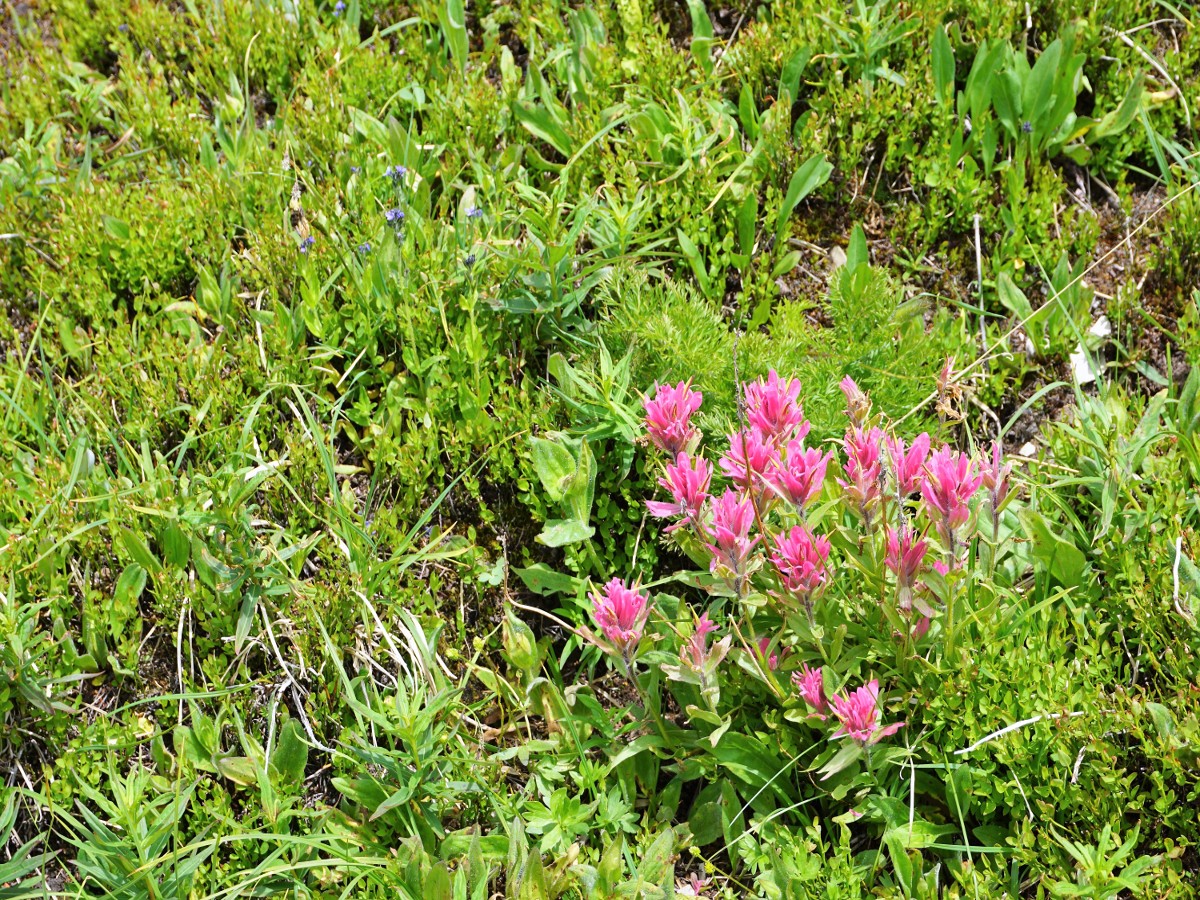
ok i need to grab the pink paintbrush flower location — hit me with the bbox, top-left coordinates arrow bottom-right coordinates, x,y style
770,525 -> 831,604
744,370 -> 809,446
829,679 -> 904,745
921,446 -> 984,546
681,613 -> 718,667
887,432 -> 931,497
980,440 -> 1013,540
980,441 -> 1012,504
838,426 -> 885,517
886,524 -> 928,615
590,578 -> 650,660
719,428 -> 779,497
704,489 -> 759,584
646,452 -> 711,532
840,376 -> 871,426
643,381 -> 703,456
756,637 -> 780,671
767,440 -> 832,511
792,662 -> 827,715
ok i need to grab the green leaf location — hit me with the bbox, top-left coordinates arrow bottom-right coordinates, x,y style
113,563 -> 147,608
1090,73 -> 1144,141
685,0 -> 713,74
529,436 -> 577,502
513,563 -> 580,596
514,100 -> 573,158
776,154 -> 833,241
537,518 -> 594,547
215,755 -> 259,787
712,733 -> 794,801
816,740 -> 862,781
435,0 -> 468,76
270,719 -> 309,785
119,525 -> 161,573
778,47 -> 812,104
932,26 -> 955,104
1019,509 -> 1088,587
102,215 -> 130,241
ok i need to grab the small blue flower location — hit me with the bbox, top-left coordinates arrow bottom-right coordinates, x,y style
1021,120 -> 1033,134
299,236 -> 315,253
384,165 -> 408,183
350,165 -> 361,174
463,253 -> 477,268
333,0 -> 345,14
384,208 -> 405,224
357,242 -> 372,254
466,205 -> 483,220
118,23 -> 129,32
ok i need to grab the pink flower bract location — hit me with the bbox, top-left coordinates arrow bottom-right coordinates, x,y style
719,428 -> 779,496
792,662 -> 828,714
590,578 -> 650,656
744,370 -> 809,446
768,440 -> 832,510
887,432 -> 931,497
838,426 -> 885,513
770,525 -> 831,601
643,381 -> 703,457
921,446 -> 984,540
830,679 -> 904,745
704,489 -> 759,578
646,452 -> 711,532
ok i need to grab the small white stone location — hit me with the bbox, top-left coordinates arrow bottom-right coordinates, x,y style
1070,345 -> 1100,385
1089,315 -> 1112,338
1019,441 -> 1038,458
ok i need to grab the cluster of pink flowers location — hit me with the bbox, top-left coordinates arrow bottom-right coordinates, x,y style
793,665 -> 904,745
582,370 -> 1015,750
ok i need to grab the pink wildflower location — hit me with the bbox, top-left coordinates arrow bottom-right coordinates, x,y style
885,525 -> 928,615
829,679 -> 904,745
980,441 -> 1012,540
681,612 -> 719,669
704,490 -> 759,584
980,441 -> 1012,504
767,440 -> 832,510
590,578 -> 650,659
643,381 -> 703,456
837,426 -> 885,518
756,637 -> 779,671
719,428 -> 779,497
840,376 -> 871,426
921,446 -> 984,547
646,452 -> 711,532
771,525 -> 831,604
792,662 -> 827,715
744,370 -> 809,445
886,432 -> 931,497
912,615 -> 931,640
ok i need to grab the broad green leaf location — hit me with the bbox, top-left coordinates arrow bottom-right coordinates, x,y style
513,563 -> 580,596
215,755 -> 259,787
1019,509 -> 1088,587
436,0 -> 468,76
776,154 -> 833,241
537,518 -> 594,547
685,0 -> 714,73
932,26 -> 955,104
102,215 -> 130,241
119,525 -> 161,573
529,436 -> 577,501
270,719 -> 309,785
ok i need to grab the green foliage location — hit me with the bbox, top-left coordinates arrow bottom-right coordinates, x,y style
1,0 -> 1199,893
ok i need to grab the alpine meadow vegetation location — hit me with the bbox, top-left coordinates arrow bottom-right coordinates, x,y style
2,0 -> 1200,896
